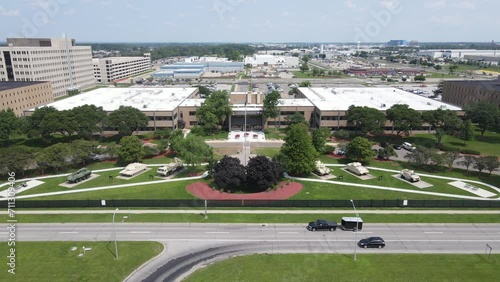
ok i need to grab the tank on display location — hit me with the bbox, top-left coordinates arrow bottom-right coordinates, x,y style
67,168 -> 91,183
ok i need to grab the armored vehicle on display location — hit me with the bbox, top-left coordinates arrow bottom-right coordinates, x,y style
313,160 -> 331,176
400,169 -> 420,182
119,163 -> 147,177
345,162 -> 369,176
157,158 -> 184,176
67,168 -> 91,183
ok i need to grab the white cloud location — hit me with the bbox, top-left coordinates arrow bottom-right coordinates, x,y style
0,6 -> 20,16
424,0 -> 447,9
281,11 -> 293,17
430,15 -> 462,25
345,0 -> 356,9
380,0 -> 399,10
64,8 -> 76,15
453,0 -> 475,9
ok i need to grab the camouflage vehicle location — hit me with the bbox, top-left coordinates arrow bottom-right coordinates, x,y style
67,168 -> 91,183
313,160 -> 331,176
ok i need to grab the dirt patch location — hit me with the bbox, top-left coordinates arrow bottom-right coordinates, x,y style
186,181 -> 303,200
213,147 -> 241,156
327,154 -> 346,159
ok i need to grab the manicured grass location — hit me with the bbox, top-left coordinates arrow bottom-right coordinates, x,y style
263,128 -> 286,140
411,129 -> 500,156
251,147 -> 280,157
425,72 -> 461,78
196,131 -> 229,141
26,179 -> 199,200
1,241 -> 163,282
3,213 -> 500,223
185,254 -> 500,282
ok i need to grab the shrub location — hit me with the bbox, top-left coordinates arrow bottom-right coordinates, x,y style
323,145 -> 335,154
459,149 -> 481,155
190,126 -> 205,136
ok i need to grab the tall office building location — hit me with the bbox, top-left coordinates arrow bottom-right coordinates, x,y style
0,37 -> 96,98
93,53 -> 151,83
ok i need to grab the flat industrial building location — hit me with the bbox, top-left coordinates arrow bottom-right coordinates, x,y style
298,87 -> 461,111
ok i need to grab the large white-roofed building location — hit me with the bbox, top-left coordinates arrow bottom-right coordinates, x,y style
296,87 -> 462,129
24,87 -> 198,132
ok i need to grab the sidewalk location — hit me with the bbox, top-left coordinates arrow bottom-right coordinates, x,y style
8,209 -> 500,215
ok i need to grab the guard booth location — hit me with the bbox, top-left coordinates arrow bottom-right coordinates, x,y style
341,216 -> 363,231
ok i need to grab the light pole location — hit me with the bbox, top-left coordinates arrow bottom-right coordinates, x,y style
112,208 -> 119,259
244,102 -> 247,166
350,199 -> 359,261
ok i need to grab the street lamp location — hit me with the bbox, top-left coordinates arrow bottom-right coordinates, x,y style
244,102 -> 247,166
350,199 -> 359,261
112,208 -> 119,259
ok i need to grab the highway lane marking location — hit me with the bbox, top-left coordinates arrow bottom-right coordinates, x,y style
59,232 -> 78,234
278,232 -> 298,234
130,231 -> 151,234
205,232 -> 230,234
424,232 -> 444,234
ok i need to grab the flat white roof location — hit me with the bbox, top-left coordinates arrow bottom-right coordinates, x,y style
29,87 -> 197,112
299,87 -> 462,111
278,98 -> 314,107
179,99 -> 205,107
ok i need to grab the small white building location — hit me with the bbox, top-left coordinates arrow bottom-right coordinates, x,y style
244,55 -> 299,67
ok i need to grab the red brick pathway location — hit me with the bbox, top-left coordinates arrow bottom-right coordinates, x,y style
186,182 -> 303,200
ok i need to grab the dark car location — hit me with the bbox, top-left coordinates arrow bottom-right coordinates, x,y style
392,144 -> 401,150
358,237 -> 385,248
307,219 -> 338,231
380,142 -> 388,148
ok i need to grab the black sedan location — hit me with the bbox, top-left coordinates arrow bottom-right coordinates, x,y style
392,144 -> 402,150
358,237 -> 385,248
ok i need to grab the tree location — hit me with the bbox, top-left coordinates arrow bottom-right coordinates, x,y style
299,63 -> 309,73
449,65 -> 458,73
473,156 -> 488,174
377,146 -> 397,160
434,65 -> 442,71
285,112 -> 307,127
299,81 -> 311,87
345,137 -> 376,164
461,119 -> 476,144
36,143 -> 72,171
311,127 -> 330,154
312,68 -> 319,77
405,147 -> 435,166
26,106 -> 58,138
196,90 -> 231,134
433,80 -> 444,96
422,108 -> 462,133
458,155 -> 476,171
71,105 -> 106,139
0,146 -> 35,176
117,136 -> 144,164
302,55 -> 310,63
442,151 -> 460,170
278,123 -> 317,176
68,139 -> 98,166
0,109 -> 18,145
105,142 -> 119,160
464,102 -> 499,136
197,85 -> 212,97
246,155 -> 281,192
483,156 -> 500,175
106,106 -> 149,136
386,104 -> 422,136
176,134 -> 213,168
213,156 -> 246,189
263,91 -> 280,130
346,105 -> 385,135
414,75 -> 426,81
333,129 -> 350,141
435,128 -> 445,144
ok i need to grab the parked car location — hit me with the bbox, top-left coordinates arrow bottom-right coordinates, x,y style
337,148 -> 346,155
393,144 -> 402,150
358,237 -> 385,248
402,142 -> 416,151
307,219 -> 338,231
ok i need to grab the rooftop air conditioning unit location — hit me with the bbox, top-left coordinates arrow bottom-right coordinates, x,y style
143,105 -> 147,108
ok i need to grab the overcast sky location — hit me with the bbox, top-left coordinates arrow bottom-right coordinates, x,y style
0,0 -> 498,43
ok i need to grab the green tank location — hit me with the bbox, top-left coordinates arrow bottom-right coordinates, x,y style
67,168 -> 92,183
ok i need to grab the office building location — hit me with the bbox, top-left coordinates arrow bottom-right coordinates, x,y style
0,37 -> 95,98
443,77 -> 500,107
0,81 -> 52,116
93,53 -> 151,83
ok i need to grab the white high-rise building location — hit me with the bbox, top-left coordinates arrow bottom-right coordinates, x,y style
93,54 -> 151,83
0,37 -> 96,98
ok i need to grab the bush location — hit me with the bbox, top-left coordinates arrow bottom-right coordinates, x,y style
333,129 -> 350,140
189,126 -> 205,136
459,149 -> 481,155
143,146 -> 161,158
436,144 -> 460,152
323,145 -> 335,154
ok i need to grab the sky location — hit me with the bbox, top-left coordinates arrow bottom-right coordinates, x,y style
0,0 -> 499,43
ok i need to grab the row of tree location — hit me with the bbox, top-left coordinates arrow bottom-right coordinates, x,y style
0,105 -> 150,145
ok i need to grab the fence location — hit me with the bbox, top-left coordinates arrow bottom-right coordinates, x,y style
2,199 -> 500,209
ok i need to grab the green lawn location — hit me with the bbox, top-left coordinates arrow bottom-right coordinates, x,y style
185,254 -> 500,282
251,147 -> 280,157
410,129 -> 500,156
4,213 -> 500,224
263,128 -> 286,140
2,241 -> 163,282
425,72 -> 461,78
26,179 -> 199,200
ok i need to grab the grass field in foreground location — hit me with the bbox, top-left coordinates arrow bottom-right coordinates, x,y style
3,213 -> 500,223
185,254 -> 500,282
2,241 -> 163,282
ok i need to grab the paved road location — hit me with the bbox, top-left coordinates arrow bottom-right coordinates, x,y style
5,223 -> 500,282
